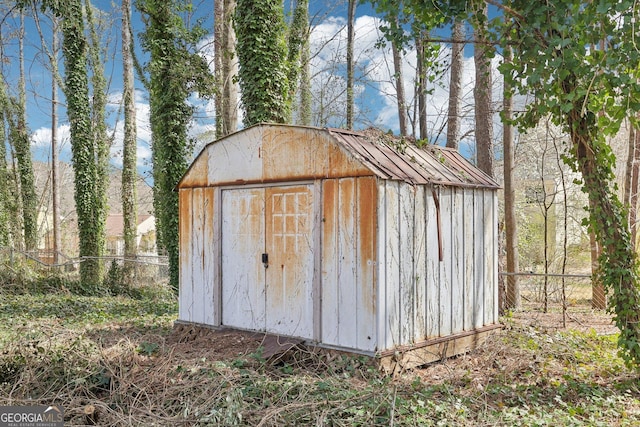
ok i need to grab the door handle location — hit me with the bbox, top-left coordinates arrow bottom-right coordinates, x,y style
262,253 -> 269,268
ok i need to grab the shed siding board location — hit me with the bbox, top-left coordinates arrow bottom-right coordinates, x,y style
399,183 -> 415,344
451,188 -> 464,334
473,190 -> 485,329
356,177 -> 377,351
376,181 -> 388,351
180,150 -> 209,187
425,188 -> 440,339
463,188 -> 475,331
486,191 -> 498,324
413,186 -> 427,339
208,126 -> 263,184
321,179 -> 340,345
383,181 -> 401,350
439,188 -> 453,337
203,187 -> 216,325
191,188 -> 206,324
221,188 -> 266,331
337,178 -> 358,346
483,190 -> 494,326
179,189 -> 193,322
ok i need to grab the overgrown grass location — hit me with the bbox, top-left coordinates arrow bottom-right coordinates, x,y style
0,282 -> 638,426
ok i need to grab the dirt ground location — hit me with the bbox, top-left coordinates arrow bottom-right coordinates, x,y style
167,308 -> 618,376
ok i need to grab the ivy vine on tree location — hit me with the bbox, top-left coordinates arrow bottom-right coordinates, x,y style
137,0 -> 215,291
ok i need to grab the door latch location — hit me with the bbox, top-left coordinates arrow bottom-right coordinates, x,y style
262,253 -> 269,268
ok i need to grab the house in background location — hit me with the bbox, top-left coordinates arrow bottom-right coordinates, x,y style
105,214 -> 157,256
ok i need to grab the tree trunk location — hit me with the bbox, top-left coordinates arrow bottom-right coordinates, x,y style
85,0 -> 110,278
0,74 -> 9,247
629,119 -> 640,249
122,0 -> 138,266
346,0 -> 356,129
17,11 -> 38,251
214,0 -> 224,138
502,45 -> 520,310
447,19 -> 464,149
298,33 -> 311,125
222,0 -> 238,134
415,33 -> 427,140
51,22 -> 61,263
392,34 -> 408,136
473,4 -> 493,176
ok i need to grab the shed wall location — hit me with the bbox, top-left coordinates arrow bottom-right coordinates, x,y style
376,181 -> 498,353
321,176 -> 377,353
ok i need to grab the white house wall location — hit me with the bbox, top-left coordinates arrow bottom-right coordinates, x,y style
377,181 -> 498,353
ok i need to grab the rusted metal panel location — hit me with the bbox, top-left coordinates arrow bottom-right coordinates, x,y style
463,188 -> 475,331
264,185 -> 315,338
438,188 -> 453,337
382,181 -> 401,350
399,183 -> 415,345
356,177 -> 377,352
203,187 -> 216,325
321,179 -> 340,345
179,150 -> 210,188
191,188 -> 206,324
221,188 -> 266,331
451,188 -> 464,335
321,177 -> 377,351
178,189 -> 193,322
473,190 -> 486,329
413,186 -> 427,340
208,126 -> 264,185
484,190 -> 497,325
425,187 -> 440,339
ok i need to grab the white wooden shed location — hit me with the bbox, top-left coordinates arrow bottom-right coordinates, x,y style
177,124 -> 501,370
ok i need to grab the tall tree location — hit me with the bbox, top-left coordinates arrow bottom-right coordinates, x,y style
286,0 -> 309,124
41,0 -> 108,285
235,0 -> 289,125
0,74 -> 10,247
138,0 -> 215,290
13,10 -> 37,251
346,0 -> 356,129
502,43 -> 520,309
214,0 -> 239,137
472,2 -> 493,176
122,0 -> 138,266
391,31 -> 408,136
51,19 -> 61,264
446,18 -> 464,149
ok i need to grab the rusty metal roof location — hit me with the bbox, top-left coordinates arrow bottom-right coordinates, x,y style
327,128 -> 500,189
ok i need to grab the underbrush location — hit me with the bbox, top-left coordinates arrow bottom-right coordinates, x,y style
0,282 -> 639,425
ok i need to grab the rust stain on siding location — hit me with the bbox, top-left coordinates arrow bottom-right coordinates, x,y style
358,177 -> 378,316
179,151 -> 210,188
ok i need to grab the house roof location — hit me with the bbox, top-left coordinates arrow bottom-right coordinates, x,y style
179,124 -> 500,190
106,214 -> 154,237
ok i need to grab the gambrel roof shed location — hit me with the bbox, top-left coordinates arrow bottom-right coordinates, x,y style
177,124 -> 501,371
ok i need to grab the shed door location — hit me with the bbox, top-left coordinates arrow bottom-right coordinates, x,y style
221,185 -> 315,339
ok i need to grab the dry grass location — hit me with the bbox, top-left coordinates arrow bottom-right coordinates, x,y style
1,289 -> 639,426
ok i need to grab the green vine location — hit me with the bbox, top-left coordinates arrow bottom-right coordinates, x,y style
235,0 -> 290,125
137,0 -> 215,291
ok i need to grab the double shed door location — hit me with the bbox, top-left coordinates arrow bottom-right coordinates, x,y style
221,184 -> 315,339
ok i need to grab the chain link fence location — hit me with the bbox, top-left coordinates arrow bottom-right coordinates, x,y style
0,247 -> 169,290
501,272 -> 615,334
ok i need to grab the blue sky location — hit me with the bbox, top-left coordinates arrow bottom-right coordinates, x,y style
1,1 -> 502,182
